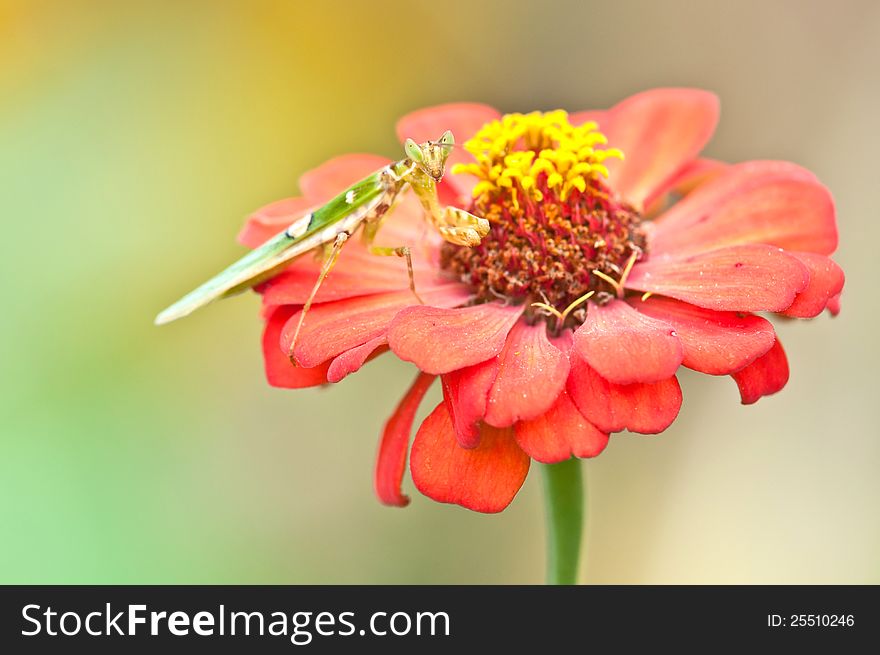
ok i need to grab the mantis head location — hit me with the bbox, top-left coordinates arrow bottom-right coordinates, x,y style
404,130 -> 455,181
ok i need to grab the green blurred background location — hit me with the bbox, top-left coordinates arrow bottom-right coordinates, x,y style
2,0 -> 877,583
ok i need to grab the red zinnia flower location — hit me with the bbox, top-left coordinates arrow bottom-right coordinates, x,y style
239,89 -> 843,514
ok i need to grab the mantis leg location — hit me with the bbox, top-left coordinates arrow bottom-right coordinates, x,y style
408,177 -> 490,247
359,191 -> 423,304
438,206 -> 491,246
368,244 -> 424,305
287,231 -> 350,361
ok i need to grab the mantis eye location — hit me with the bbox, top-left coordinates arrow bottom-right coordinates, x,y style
440,130 -> 454,147
404,138 -> 423,162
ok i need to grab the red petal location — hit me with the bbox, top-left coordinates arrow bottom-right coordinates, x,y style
410,402 -> 530,513
569,109 -> 607,126
649,162 -> 837,257
572,300 -> 682,384
644,158 -> 729,214
388,303 -> 523,375
514,391 -> 609,463
397,102 -> 500,144
627,244 -> 809,312
779,252 -> 845,318
629,296 -> 776,375
598,88 -> 720,208
260,241 -> 444,306
484,322 -> 570,427
326,336 -> 388,383
298,154 -> 391,205
262,306 -> 329,388
238,197 -> 313,248
283,285 -> 470,368
731,339 -> 789,404
827,292 -> 842,316
374,372 -> 436,507
567,356 -> 682,434
441,358 -> 499,448
397,103 -> 502,200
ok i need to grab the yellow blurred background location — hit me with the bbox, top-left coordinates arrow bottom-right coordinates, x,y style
1,0 -> 877,583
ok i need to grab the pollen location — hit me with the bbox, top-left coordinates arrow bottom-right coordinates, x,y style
443,110 -> 647,329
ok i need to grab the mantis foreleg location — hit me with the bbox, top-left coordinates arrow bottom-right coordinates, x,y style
406,177 -> 490,247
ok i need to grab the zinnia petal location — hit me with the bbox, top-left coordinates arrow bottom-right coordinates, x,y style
592,88 -> 720,209
298,154 -> 392,204
441,359 -> 498,449
260,241 -> 443,307
397,102 -> 501,144
629,296 -> 776,375
484,321 -> 570,427
514,391 -> 609,463
827,292 -> 842,316
779,252 -> 845,318
643,158 -> 729,214
262,306 -> 329,388
410,402 -> 530,513
260,265 -> 439,306
567,356 -> 682,434
374,372 -> 435,507
626,244 -> 809,312
731,339 -> 789,405
283,285 -> 470,367
648,162 -> 837,257
326,336 -> 388,383
387,303 -> 523,375
572,299 -> 682,384
238,197 -> 314,248
569,109 -> 606,126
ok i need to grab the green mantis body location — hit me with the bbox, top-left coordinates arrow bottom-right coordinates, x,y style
155,131 -> 489,346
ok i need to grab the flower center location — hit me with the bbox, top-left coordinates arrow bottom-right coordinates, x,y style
443,110 -> 647,328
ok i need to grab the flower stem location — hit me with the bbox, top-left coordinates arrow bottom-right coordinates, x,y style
540,458 -> 584,585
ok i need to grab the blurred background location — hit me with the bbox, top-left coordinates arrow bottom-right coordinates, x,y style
1,0 -> 877,583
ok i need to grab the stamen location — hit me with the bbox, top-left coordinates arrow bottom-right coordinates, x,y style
530,301 -> 564,322
559,291 -> 595,324
591,269 -> 621,294
592,251 -> 640,299
617,251 -> 640,294
530,290 -> 595,333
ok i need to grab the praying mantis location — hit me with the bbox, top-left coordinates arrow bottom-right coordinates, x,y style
155,130 -> 490,354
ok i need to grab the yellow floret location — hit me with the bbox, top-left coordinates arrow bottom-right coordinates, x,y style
456,110 -> 624,202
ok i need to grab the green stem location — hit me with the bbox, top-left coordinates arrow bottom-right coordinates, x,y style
541,458 -> 584,585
